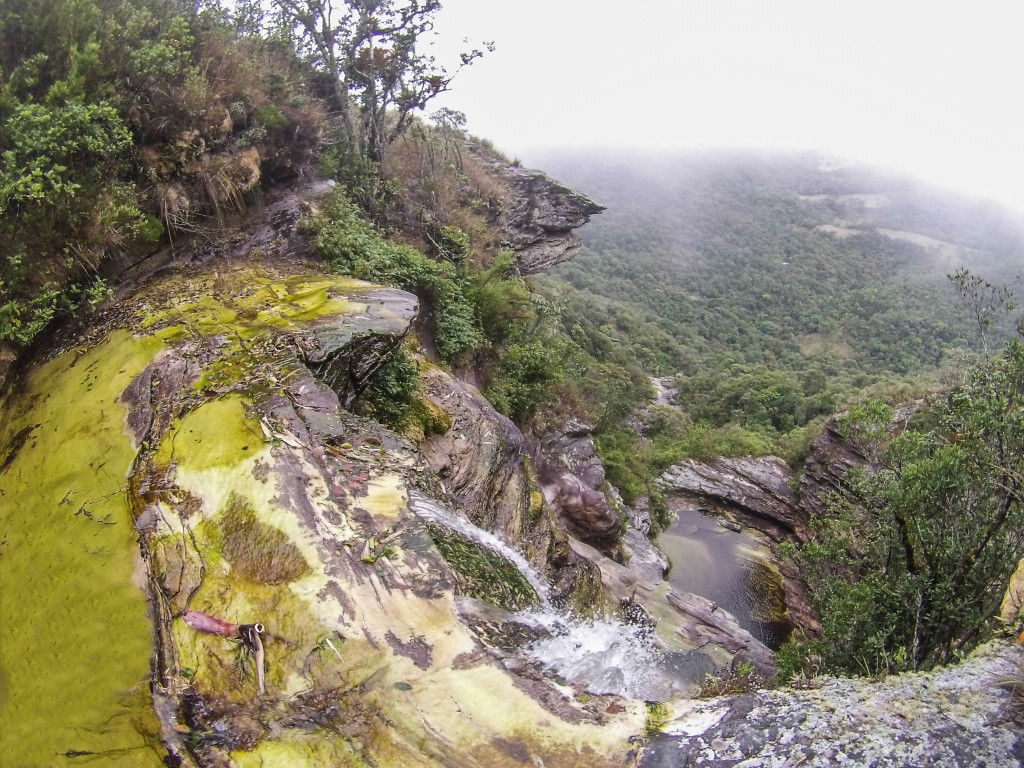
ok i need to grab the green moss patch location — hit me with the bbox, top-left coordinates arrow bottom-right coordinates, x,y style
155,395 -> 263,471
0,330 -> 165,766
426,524 -> 538,611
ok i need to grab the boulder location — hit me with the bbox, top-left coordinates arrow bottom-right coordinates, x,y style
536,419 -> 623,551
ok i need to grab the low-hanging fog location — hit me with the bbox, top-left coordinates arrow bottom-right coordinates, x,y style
430,0 -> 1024,212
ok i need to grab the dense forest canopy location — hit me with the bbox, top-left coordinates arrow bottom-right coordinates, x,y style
538,150 -> 1020,382
522,150 -> 1022,518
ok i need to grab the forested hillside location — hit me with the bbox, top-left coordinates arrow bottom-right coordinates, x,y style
528,150 -> 1022,508
541,151 -> 1020,379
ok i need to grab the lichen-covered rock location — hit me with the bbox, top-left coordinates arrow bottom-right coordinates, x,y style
640,641 -> 1024,767
469,144 -> 605,274
1,255 -> 649,767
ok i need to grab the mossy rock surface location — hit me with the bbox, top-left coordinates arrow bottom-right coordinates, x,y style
1,259 -> 647,767
426,524 -> 539,611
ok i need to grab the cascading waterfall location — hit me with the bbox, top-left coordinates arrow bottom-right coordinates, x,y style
408,493 -> 551,601
409,492 -> 670,699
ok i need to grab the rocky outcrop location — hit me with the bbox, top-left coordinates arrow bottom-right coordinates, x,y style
660,457 -> 806,541
2,201 -> 653,767
420,368 -> 542,562
666,593 -> 776,676
470,144 -> 605,274
535,419 -> 624,551
566,533 -> 776,689
641,641 -> 1024,767
419,370 -> 603,607
303,287 -> 418,407
799,406 -> 918,520
799,416 -> 871,519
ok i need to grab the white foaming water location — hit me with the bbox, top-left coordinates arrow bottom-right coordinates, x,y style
518,609 -> 668,700
409,493 -> 671,699
408,493 -> 551,602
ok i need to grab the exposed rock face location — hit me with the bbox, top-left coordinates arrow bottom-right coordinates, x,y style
660,457 -> 806,541
302,287 -> 417,407
470,145 -> 605,274
2,206 -> 649,768
420,368 -> 542,562
799,417 -> 871,519
535,419 -> 624,551
799,406 -> 918,520
419,370 -> 603,606
640,641 -> 1024,768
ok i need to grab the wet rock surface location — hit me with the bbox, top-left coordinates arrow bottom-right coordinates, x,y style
641,641 -> 1024,768
418,369 -> 602,607
665,593 -> 776,676
420,368 -> 538,558
535,419 -> 624,551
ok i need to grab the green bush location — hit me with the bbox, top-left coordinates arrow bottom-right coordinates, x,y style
0,100 -> 132,214
255,104 -> 288,130
791,339 -> 1024,675
310,191 -> 483,363
485,339 -> 564,422
354,347 -> 419,430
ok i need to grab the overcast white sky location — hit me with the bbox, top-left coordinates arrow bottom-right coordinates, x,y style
428,0 -> 1024,211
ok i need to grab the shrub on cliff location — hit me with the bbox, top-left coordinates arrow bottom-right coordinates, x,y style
790,337 -> 1024,676
310,190 -> 483,364
0,0 -> 322,345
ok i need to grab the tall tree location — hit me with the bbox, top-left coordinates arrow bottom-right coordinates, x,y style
273,0 -> 490,163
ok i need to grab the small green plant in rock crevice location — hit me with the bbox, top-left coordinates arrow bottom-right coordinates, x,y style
644,702 -> 670,736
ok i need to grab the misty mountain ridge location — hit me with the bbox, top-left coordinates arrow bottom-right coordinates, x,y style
533,149 -> 1022,386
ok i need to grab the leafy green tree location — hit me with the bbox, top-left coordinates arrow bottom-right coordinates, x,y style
796,337 -> 1024,675
273,0 -> 490,163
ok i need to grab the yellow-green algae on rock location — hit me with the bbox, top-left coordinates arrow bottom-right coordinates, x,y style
0,265 -> 387,765
0,330 -> 165,766
2,261 -> 649,767
156,398 -> 647,766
